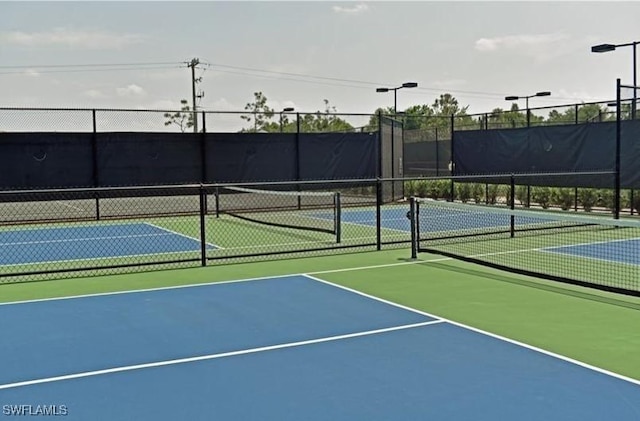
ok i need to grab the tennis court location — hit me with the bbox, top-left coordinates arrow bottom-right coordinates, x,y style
2,273 -> 640,420
0,223 -> 217,266
3,185 -> 640,420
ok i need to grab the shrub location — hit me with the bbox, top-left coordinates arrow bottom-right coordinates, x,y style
472,183 -> 484,204
428,180 -> 452,201
630,190 -> 640,214
578,188 -> 597,212
456,183 -> 472,203
415,180 -> 429,198
404,180 -> 417,197
515,185 -> 528,206
551,188 -> 574,211
597,189 -> 630,213
487,184 -> 500,204
532,187 -> 552,209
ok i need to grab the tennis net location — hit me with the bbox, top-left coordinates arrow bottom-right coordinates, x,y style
409,197 -> 640,295
213,186 -> 341,242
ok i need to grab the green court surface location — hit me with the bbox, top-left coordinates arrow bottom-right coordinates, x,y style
2,247 -> 640,381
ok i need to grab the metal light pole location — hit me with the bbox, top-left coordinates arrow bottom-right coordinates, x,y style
376,82 -> 418,115
592,41 -> 639,119
505,91 -> 551,126
279,107 -> 294,132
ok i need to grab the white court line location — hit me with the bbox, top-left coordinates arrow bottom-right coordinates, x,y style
0,257 -> 454,305
0,232 -> 173,247
0,320 -> 442,391
54,200 -> 87,213
0,223 -> 218,267
301,274 -> 640,387
143,222 -> 221,249
0,249 -> 207,269
0,274 -> 304,306
3,266 -> 640,386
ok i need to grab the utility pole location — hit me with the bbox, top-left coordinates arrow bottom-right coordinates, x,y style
187,58 -> 203,133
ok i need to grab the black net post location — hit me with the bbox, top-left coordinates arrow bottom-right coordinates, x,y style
410,196 -> 417,259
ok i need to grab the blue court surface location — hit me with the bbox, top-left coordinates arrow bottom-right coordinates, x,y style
545,238 -> 640,265
321,206 -> 548,234
0,223 -> 215,265
1,275 -> 639,420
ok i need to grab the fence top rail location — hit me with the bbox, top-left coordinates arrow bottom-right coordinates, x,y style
381,170 -> 617,184
0,107 -> 378,118
464,98 -> 617,119
0,98 -> 621,120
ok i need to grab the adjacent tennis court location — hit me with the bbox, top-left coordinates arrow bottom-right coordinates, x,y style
2,274 -> 639,420
0,223 -> 217,265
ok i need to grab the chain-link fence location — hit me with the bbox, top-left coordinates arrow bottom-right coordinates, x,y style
0,178 -> 416,283
3,172 -> 636,284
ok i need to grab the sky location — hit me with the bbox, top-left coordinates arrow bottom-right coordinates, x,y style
1,1 -> 639,129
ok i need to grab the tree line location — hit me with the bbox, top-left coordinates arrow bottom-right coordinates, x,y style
164,92 -> 619,133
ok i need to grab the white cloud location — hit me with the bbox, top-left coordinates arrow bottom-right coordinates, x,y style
475,33 -> 569,52
24,69 -> 40,77
332,3 -> 369,15
116,84 -> 146,97
83,89 -> 107,99
0,28 -> 144,49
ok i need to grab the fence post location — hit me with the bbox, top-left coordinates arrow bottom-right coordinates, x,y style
435,127 -> 439,177
410,196 -> 417,259
200,112 -> 207,183
91,109 -> 101,221
615,78 -> 621,219
296,113 -> 302,210
510,174 -> 515,238
449,114 -> 455,202
199,184 -> 207,267
376,178 -> 382,251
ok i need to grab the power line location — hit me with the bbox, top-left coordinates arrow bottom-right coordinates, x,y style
0,59 -> 595,103
201,61 -> 589,102
0,61 -> 181,69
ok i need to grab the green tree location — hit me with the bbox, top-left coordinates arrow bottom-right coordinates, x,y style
240,91 -> 275,132
546,103 -> 610,125
239,94 -> 353,133
298,99 -> 354,133
485,104 -> 528,129
163,99 -> 195,133
365,93 -> 475,134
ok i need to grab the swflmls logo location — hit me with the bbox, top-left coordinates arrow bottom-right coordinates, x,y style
2,404 -> 68,416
